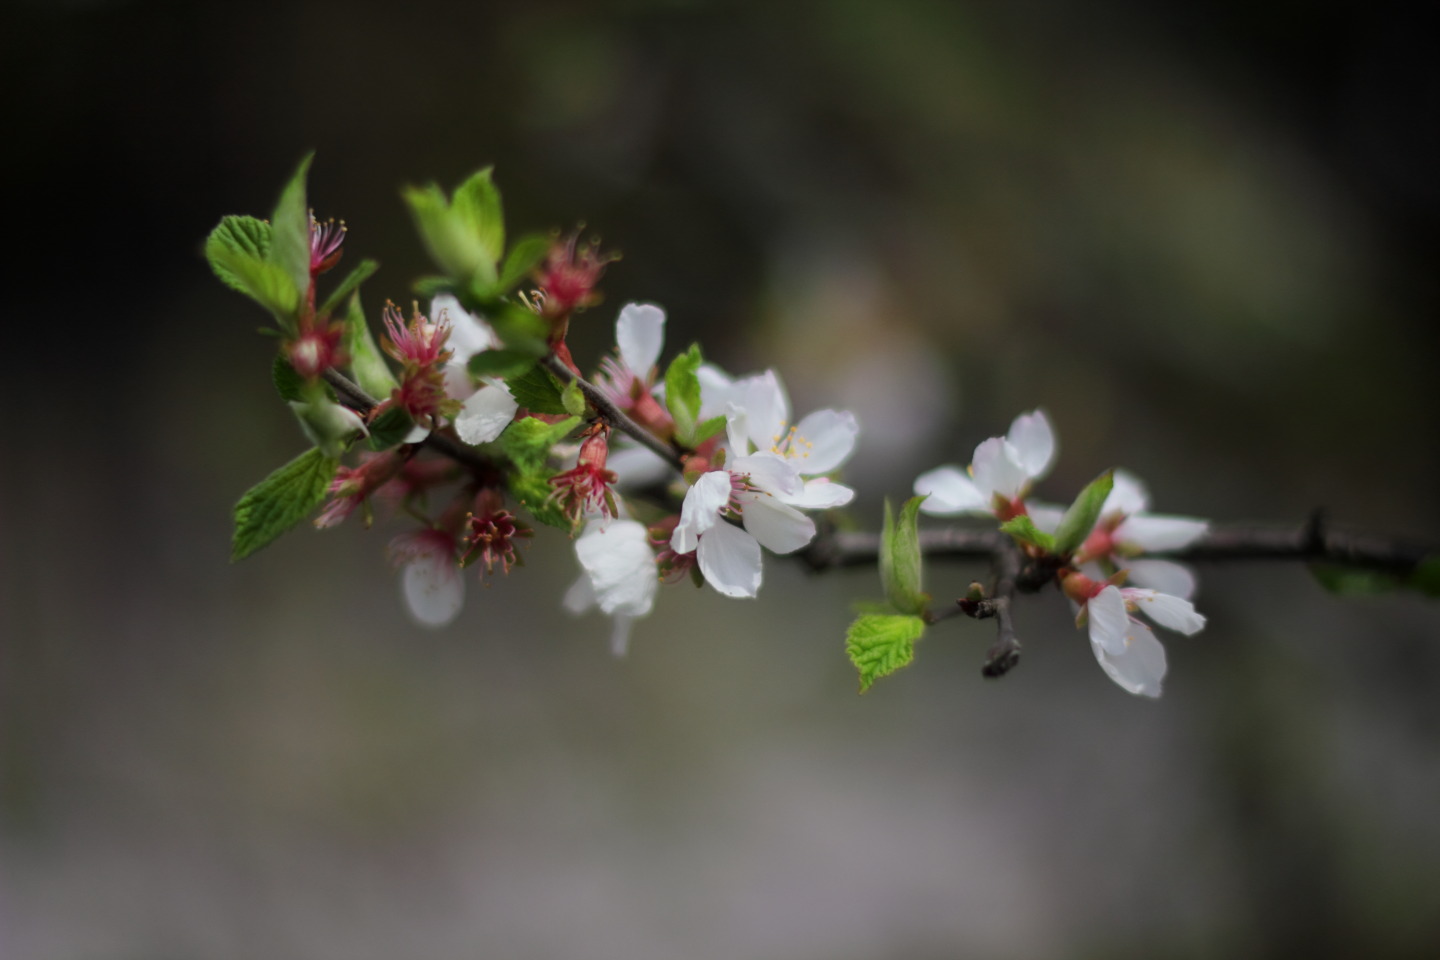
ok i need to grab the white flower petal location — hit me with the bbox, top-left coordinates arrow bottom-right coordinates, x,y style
696,521 -> 763,598
671,470 -> 733,553
914,466 -> 988,515
789,408 -> 859,475
1125,558 -> 1198,600
454,384 -> 519,444
609,615 -> 637,657
697,364 -> 736,421
781,478 -> 855,509
576,520 -> 658,617
1114,514 -> 1209,552
725,401 -> 753,455
606,444 -> 674,489
1085,585 -> 1130,657
1091,618 -> 1166,698
731,452 -> 802,497
971,438 -> 1030,501
563,575 -> 596,615
403,423 -> 432,444
1105,469 -> 1150,517
738,493 -> 817,555
1006,410 -> 1056,479
430,293 -> 496,363
616,302 -> 666,377
401,553 -> 464,628
1026,502 -> 1065,535
733,370 -> 789,454
1124,588 -> 1206,635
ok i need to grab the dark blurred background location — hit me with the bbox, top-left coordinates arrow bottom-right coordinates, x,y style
4,1 -> 1440,957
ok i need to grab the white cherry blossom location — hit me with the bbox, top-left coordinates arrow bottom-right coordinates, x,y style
1080,583 -> 1206,697
914,409 -> 1055,517
564,517 -> 660,656
390,529 -> 464,628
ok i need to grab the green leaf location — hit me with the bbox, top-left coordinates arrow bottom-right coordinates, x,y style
694,415 -> 728,445
506,363 -> 569,416
272,354 -> 306,402
486,302 -> 551,355
365,406 -> 415,451
664,343 -> 704,447
289,394 -> 364,459
451,167 -> 505,270
205,215 -> 271,292
341,291 -> 399,399
468,348 -> 544,380
268,153 -> 314,305
508,473 -> 572,530
317,257 -> 379,319
1053,470 -> 1114,556
500,414 -> 583,530
402,170 -> 502,288
1309,564 -> 1399,597
1309,556 -> 1440,599
880,496 -> 929,616
561,377 -> 587,416
231,447 -> 338,561
1000,515 -> 1056,553
846,614 -> 926,693
205,216 -> 298,320
497,233 -> 551,292
1410,557 -> 1440,598
499,415 -> 581,473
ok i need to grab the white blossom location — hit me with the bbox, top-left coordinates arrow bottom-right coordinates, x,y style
914,409 -> 1055,517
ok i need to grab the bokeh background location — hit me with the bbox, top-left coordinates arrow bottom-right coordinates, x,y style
5,1 -> 1440,957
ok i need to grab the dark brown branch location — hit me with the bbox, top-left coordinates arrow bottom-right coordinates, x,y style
800,516 -> 1435,577
540,355 -> 688,475
321,368 -> 501,477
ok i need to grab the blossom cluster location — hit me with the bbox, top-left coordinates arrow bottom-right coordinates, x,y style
212,160 -> 1219,701
915,412 -> 1210,696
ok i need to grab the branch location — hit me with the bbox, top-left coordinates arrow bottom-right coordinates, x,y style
801,515 -> 1435,577
322,368 -> 501,477
540,355 -> 688,476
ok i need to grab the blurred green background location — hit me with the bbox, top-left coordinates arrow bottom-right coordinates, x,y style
4,1 -> 1440,957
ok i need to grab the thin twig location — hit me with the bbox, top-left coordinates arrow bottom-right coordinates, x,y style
541,355 -> 688,475
800,518 -> 1435,577
322,368 -> 502,477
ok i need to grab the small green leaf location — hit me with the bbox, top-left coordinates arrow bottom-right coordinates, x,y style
846,614 -> 926,693
365,406 -> 415,451
561,378 -> 587,416
1410,557 -> 1440,598
1000,515 -> 1056,553
664,343 -> 704,447
1310,564 -> 1400,597
340,291 -> 399,399
289,394 -> 364,459
694,415 -> 728,445
317,257 -> 379,319
499,415 -> 581,473
403,182 -> 489,285
451,167 -> 505,269
468,348 -> 544,380
272,355 -> 306,402
205,216 -> 298,321
205,215 -> 271,292
268,153 -> 314,305
506,363 -> 570,416
497,233 -> 551,292
1052,470 -> 1114,556
508,473 -> 572,530
486,302 -> 551,356
880,496 -> 929,616
232,447 -> 338,561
